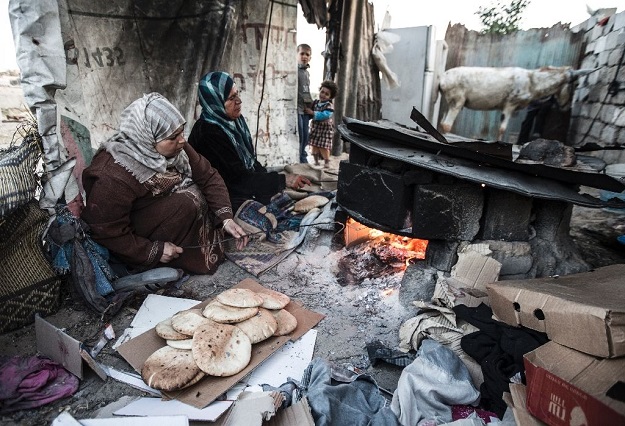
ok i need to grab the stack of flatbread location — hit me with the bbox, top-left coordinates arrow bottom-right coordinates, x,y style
141,287 -> 298,391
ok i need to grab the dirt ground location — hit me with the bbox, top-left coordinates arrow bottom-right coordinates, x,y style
1,190 -> 624,425
1,78 -> 624,424
0,71 -> 29,148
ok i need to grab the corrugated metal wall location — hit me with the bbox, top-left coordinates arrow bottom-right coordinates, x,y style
443,23 -> 585,142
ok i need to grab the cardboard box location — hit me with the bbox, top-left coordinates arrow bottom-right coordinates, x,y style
524,342 -> 625,426
35,315 -> 107,381
433,249 -> 501,307
117,278 -> 324,409
486,264 -> 625,357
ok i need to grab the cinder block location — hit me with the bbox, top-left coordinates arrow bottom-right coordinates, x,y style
399,261 -> 438,306
532,200 -> 573,242
425,240 -> 460,272
478,189 -> 532,241
337,162 -> 411,230
412,183 -> 484,240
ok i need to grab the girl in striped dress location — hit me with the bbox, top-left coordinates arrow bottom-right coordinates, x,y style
309,80 -> 339,168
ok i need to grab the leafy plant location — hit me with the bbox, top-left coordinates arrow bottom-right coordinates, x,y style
475,0 -> 530,35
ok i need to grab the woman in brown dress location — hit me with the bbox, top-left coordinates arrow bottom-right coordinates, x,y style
81,93 -> 247,275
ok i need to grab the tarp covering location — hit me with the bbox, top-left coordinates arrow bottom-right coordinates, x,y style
9,0 -> 300,210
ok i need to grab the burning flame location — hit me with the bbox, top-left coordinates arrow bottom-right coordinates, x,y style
345,218 -> 428,270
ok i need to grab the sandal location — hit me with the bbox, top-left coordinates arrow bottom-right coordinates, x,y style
112,267 -> 184,293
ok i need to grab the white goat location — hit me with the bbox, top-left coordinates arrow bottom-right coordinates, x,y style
438,66 -> 593,140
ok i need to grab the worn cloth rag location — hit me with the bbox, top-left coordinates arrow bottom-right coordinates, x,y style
390,339 -> 480,426
0,355 -> 79,414
453,303 -> 549,419
299,358 -> 401,426
48,206 -> 116,296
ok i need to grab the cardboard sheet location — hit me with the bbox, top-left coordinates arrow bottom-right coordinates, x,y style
266,397 -> 315,426
114,398 -> 232,422
486,264 -> 625,357
434,249 -> 501,308
52,411 -> 189,426
503,384 -> 546,426
81,416 -> 189,426
113,294 -> 200,349
117,278 -> 325,409
244,329 -> 317,388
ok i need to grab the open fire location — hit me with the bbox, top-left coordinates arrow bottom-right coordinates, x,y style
337,218 -> 428,286
344,218 -> 428,266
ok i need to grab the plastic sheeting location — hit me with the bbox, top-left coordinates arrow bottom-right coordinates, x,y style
9,0 -> 300,210
9,0 -> 79,213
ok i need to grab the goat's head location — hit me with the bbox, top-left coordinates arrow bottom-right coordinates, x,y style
555,68 -> 595,110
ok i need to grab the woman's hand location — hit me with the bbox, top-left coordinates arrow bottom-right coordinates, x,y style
285,173 -> 311,190
223,219 -> 249,250
161,242 -> 183,263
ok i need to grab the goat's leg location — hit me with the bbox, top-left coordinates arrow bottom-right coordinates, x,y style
498,106 -> 515,141
439,103 -> 463,134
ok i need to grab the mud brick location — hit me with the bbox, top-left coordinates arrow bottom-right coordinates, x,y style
412,183 -> 483,240
337,162 -> 411,230
479,189 -> 532,241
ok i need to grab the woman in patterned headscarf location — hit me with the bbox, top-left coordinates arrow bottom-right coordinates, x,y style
82,93 -> 248,275
188,71 -> 310,212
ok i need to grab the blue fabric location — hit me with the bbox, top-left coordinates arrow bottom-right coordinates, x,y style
314,109 -> 333,121
300,358 -> 401,426
265,193 -> 295,221
198,72 -> 256,169
50,208 -> 116,296
298,113 -> 312,163
313,101 -> 333,121
390,339 -> 480,425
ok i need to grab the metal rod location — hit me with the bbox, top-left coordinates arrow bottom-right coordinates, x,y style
182,222 -> 340,248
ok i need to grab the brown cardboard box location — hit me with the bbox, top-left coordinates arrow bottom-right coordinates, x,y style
434,249 -> 501,308
35,315 -> 107,381
117,278 -> 324,409
486,264 -> 625,357
524,341 -> 625,426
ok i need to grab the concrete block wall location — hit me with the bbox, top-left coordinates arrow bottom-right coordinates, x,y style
569,10 -> 625,163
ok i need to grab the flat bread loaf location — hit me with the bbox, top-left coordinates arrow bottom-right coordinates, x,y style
271,309 -> 298,336
192,322 -> 252,377
141,346 -> 204,391
202,300 -> 258,324
217,288 -> 264,308
256,288 -> 290,310
155,317 -> 189,340
171,309 -> 210,336
167,339 -> 193,350
235,308 -> 278,344
293,195 -> 329,213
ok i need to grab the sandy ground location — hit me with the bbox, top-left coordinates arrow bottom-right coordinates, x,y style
0,215 -> 415,425
1,190 -> 624,425
1,80 -> 624,425
0,72 -> 29,149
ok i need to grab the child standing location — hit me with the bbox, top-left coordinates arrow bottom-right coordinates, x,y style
297,44 -> 313,163
309,80 -> 339,168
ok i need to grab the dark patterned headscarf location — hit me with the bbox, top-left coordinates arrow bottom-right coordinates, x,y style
198,72 -> 256,170
102,92 -> 191,183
